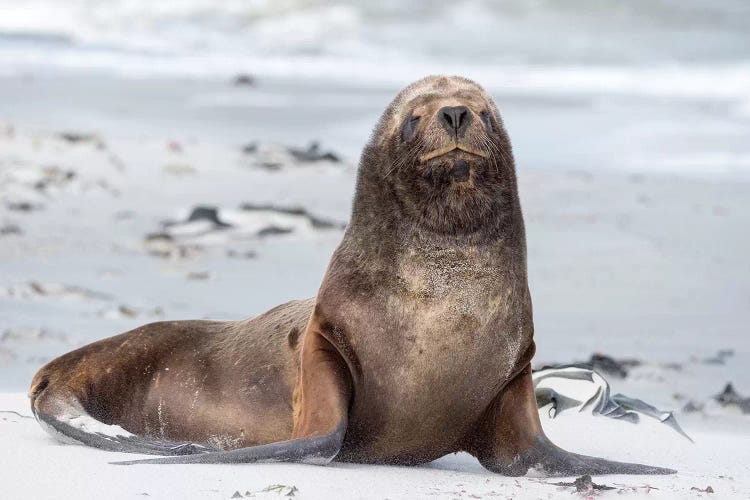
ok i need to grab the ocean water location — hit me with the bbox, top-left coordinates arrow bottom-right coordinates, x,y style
1,1 -> 749,176
1,1 -> 749,84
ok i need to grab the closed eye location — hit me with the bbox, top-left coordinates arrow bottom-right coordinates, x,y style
480,111 -> 493,133
401,115 -> 421,142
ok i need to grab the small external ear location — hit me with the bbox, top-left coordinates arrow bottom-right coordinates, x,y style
480,111 -> 493,133
401,115 -> 420,142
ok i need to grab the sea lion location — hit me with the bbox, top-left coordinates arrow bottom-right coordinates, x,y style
29,76 -> 674,476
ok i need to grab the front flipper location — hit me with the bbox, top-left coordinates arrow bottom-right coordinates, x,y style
115,316 -> 352,465
469,363 -> 675,477
506,434 -> 674,476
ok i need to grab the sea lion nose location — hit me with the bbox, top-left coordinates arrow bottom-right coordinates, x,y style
438,106 -> 471,136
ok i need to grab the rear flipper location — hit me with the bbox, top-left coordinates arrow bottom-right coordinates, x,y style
112,423 -> 346,465
35,410 -> 214,456
31,387 -> 215,456
471,362 -> 676,477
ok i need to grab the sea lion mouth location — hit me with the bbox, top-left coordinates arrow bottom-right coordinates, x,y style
419,145 -> 489,163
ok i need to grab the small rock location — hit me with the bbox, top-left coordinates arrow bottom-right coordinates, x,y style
588,353 -> 639,379
231,492 -> 243,499
682,401 -> 704,413
552,474 -> 615,494
240,142 -> 343,170
233,74 -> 256,86
59,132 -> 98,144
226,249 -> 257,259
713,383 -> 750,413
0,224 -> 22,235
34,167 -> 76,192
186,206 -> 232,228
288,141 -> 340,163
117,305 -> 138,318
690,486 -> 714,493
143,232 -> 203,259
257,225 -> 294,238
260,485 -> 298,497
575,474 -> 614,493
702,349 -> 735,365
258,161 -> 284,170
97,305 -> 164,320
144,232 -> 175,257
186,271 -> 214,281
6,201 -> 43,212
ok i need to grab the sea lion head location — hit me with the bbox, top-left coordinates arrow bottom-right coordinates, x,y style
360,75 -> 518,237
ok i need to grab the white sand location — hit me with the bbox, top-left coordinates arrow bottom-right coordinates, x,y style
2,390 -> 748,499
1,78 -> 749,498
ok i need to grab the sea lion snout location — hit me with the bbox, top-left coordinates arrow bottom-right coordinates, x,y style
414,101 -> 492,163
438,106 -> 472,138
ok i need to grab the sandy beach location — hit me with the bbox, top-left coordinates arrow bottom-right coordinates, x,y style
2,2 -> 750,496
2,75 -> 750,497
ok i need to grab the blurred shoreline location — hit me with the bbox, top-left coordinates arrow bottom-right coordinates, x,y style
2,71 -> 750,179
2,1 -> 750,66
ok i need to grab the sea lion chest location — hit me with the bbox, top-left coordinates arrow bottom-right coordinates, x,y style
327,244 -> 531,462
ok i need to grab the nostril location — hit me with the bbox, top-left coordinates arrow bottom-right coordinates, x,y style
456,109 -> 467,129
442,110 -> 454,128
438,106 -> 472,135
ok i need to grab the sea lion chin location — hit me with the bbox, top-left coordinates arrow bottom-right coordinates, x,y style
28,75 -> 675,476
449,159 -> 470,182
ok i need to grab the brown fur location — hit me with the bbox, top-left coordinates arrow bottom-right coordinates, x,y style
29,76 -> 672,475
31,300 -> 313,448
